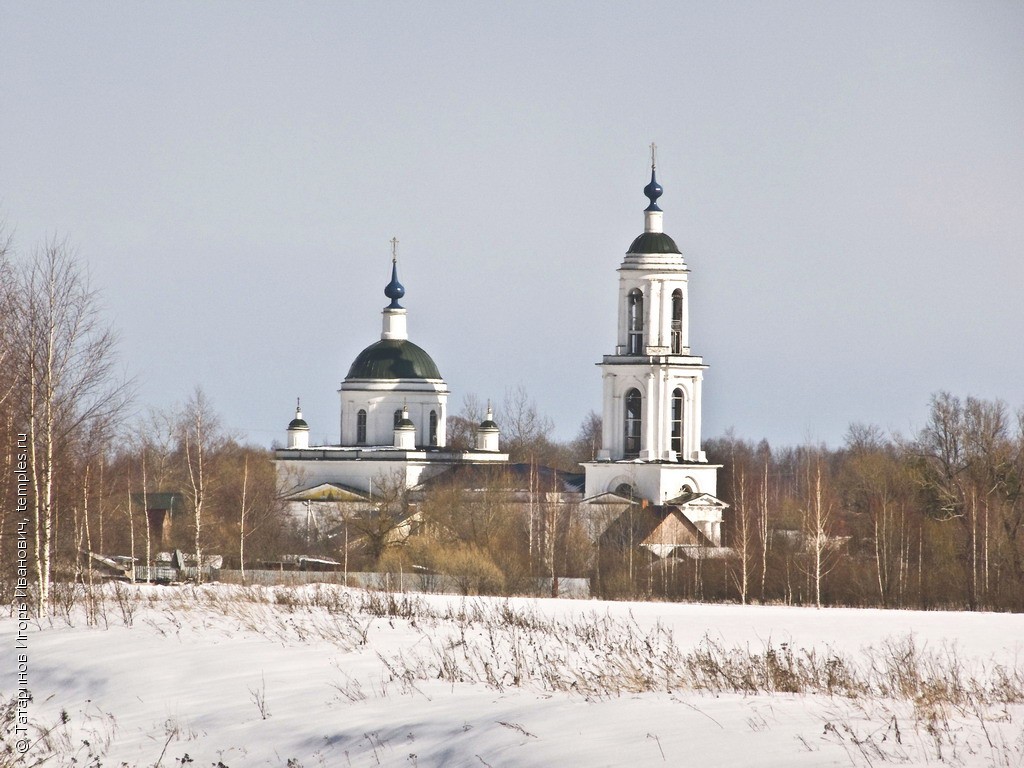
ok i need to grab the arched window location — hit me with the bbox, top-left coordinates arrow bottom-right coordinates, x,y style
429,410 -> 438,446
394,409 -> 402,428
624,388 -> 642,458
671,289 -> 683,354
356,410 -> 367,445
671,388 -> 684,458
627,289 -> 644,355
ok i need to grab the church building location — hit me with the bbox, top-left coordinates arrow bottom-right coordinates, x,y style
275,154 -> 726,550
274,243 -> 509,515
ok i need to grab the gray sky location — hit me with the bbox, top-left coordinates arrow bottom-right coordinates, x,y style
2,2 -> 1022,449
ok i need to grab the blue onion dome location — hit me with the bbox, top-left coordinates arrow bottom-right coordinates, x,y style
644,167 -> 663,212
384,259 -> 405,309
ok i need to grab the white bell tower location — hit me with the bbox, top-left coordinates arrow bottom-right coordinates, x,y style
584,149 -> 724,527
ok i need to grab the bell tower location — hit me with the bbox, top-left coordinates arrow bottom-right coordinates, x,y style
585,149 -> 723,521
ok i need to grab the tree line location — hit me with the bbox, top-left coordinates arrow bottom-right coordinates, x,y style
0,237 -> 300,614
708,393 -> 1024,612
2,235 -> 1022,613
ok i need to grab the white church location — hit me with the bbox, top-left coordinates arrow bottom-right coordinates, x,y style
275,155 -> 727,548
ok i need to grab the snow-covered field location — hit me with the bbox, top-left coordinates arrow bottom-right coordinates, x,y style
3,584 -> 1024,767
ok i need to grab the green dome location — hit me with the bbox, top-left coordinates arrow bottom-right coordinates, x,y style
288,417 -> 309,430
627,231 -> 680,255
346,339 -> 442,380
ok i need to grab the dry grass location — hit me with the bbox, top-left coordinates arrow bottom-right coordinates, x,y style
6,583 -> 1024,767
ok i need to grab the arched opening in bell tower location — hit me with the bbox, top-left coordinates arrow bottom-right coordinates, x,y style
624,388 -> 642,458
627,289 -> 644,355
671,387 -> 684,459
671,289 -> 683,354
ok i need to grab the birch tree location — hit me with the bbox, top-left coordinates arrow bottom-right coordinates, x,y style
843,425 -> 914,607
177,387 -> 222,583
16,240 -> 129,613
800,451 -> 838,608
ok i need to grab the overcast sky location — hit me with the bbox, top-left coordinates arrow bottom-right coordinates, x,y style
2,2 -> 1022,449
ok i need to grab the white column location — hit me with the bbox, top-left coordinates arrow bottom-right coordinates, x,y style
681,280 -> 690,350
647,280 -> 660,350
616,280 -> 629,353
690,376 -> 703,461
661,370 -> 672,459
599,371 -> 615,459
642,372 -> 656,459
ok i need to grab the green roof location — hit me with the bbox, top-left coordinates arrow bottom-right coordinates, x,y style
627,232 -> 681,255
346,339 -> 442,380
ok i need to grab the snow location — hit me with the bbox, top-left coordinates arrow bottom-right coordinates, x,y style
3,585 -> 1023,767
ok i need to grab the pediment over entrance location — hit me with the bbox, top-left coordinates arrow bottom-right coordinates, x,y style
284,482 -> 369,503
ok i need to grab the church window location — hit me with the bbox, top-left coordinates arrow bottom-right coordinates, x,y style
356,410 -> 367,445
624,388 -> 642,458
627,289 -> 644,355
671,289 -> 683,354
394,409 -> 402,428
671,388 -> 684,458
429,410 -> 438,446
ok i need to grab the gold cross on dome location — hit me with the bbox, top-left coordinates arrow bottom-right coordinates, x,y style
390,237 -> 399,262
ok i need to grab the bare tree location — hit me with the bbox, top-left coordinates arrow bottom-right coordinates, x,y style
731,461 -> 753,604
177,387 -> 222,583
15,240 -> 129,612
0,234 -> 18,567
571,411 -> 602,463
350,471 -> 411,565
843,426 -> 914,607
500,385 -> 554,463
912,392 -> 1016,609
800,451 -> 838,608
239,454 -> 249,581
446,393 -> 488,450
756,453 -> 771,602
